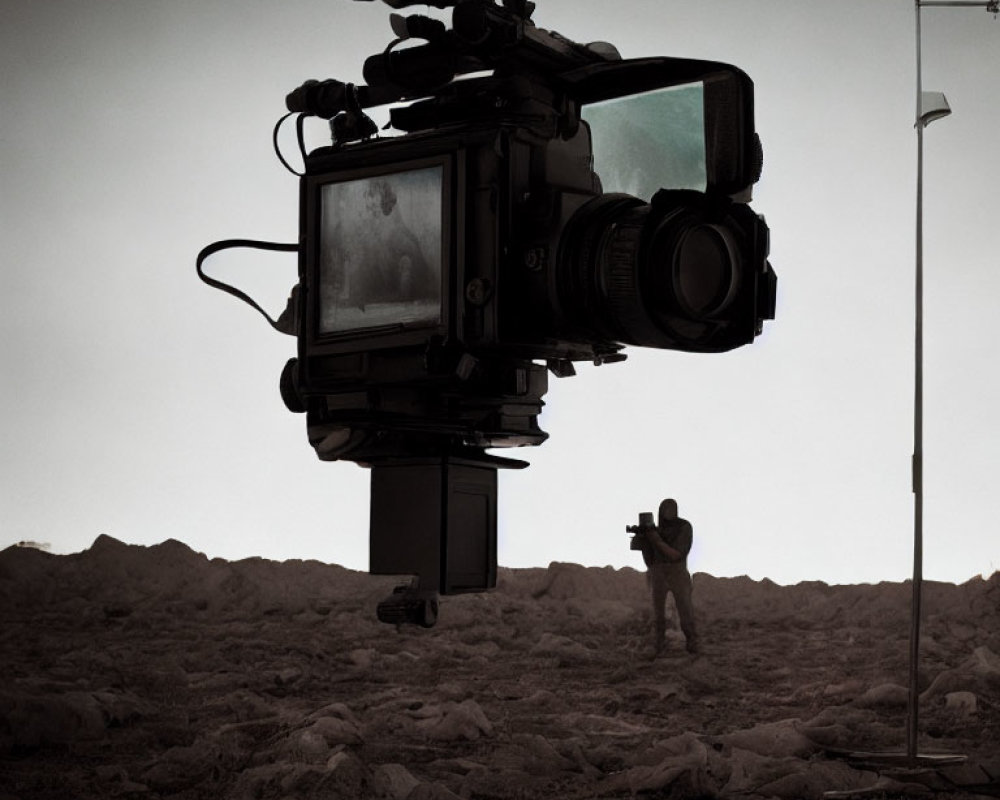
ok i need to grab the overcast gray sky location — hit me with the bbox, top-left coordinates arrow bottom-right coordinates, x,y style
3,0 -> 998,585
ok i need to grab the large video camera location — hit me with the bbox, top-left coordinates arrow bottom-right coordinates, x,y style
198,0 -> 776,625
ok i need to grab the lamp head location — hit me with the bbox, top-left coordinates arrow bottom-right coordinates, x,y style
919,91 -> 952,128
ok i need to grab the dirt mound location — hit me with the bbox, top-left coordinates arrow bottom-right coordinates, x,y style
0,535 -> 394,619
1,540 -> 998,799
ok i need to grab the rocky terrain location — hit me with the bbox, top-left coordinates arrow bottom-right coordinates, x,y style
1,535 -> 998,799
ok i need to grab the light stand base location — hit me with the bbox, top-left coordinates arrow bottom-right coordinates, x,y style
822,750 -> 972,799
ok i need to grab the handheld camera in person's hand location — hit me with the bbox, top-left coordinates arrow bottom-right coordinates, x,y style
197,0 -> 776,625
628,512 -> 657,551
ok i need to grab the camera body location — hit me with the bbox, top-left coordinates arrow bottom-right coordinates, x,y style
284,58 -> 776,466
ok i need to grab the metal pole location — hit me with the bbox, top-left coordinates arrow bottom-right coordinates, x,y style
907,0 -> 996,767
908,0 -> 925,765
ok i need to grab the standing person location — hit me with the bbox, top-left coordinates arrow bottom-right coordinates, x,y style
639,498 -> 698,656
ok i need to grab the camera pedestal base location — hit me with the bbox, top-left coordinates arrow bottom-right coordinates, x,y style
369,453 -> 525,625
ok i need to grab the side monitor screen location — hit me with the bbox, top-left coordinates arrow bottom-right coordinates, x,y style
583,82 -> 707,200
564,56 -> 756,197
317,165 -> 444,335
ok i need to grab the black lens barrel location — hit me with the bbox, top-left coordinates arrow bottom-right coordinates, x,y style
558,191 -> 770,353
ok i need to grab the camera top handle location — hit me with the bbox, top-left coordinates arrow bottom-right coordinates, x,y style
286,0 -> 619,127
356,0 -> 535,12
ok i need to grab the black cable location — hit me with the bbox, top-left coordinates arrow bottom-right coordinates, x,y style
296,112 -> 309,164
195,239 -> 299,332
273,112 -> 306,176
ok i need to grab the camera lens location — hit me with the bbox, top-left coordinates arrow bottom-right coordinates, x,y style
668,224 -> 737,318
558,192 -> 757,353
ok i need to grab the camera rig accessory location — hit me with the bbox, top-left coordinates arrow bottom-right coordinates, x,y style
286,0 -> 621,134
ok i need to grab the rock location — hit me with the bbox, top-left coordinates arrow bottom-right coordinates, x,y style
372,763 -> 421,799
853,682 -> 909,708
280,763 -> 341,795
529,632 -> 593,661
921,647 -> 1000,702
349,648 -> 377,670
922,668 -> 973,701
273,666 -> 303,686
308,701 -> 359,724
91,689 -> 147,726
223,690 -> 278,722
623,761 -> 711,796
942,618 -> 980,643
414,700 -> 493,741
280,715 -> 362,765
720,747 -> 878,800
565,596 -> 637,627
970,645 -> 1000,676
307,715 -> 363,746
295,728 -> 332,763
325,749 -> 368,795
718,719 -> 818,758
720,747 -> 784,795
449,640 -> 502,663
434,681 -> 468,701
944,691 -> 977,714
529,562 -> 645,606
409,783 -> 465,800
799,707 -> 878,749
756,760 -> 879,800
230,764 -> 295,798
615,733 -> 713,795
796,720 -> 856,750
507,733 -> 577,774
213,717 -> 283,764
141,740 -> 219,792
822,679 -> 865,698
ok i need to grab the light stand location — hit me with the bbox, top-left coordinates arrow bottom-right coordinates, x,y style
825,3 -> 996,792
906,0 -> 994,766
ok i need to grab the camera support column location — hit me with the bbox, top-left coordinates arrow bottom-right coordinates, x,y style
369,452 -> 526,626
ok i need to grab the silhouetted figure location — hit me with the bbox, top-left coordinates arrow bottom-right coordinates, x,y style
353,179 -> 437,306
639,498 -> 698,656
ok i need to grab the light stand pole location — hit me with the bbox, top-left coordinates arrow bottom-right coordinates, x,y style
824,5 -> 997,794
908,0 -> 996,764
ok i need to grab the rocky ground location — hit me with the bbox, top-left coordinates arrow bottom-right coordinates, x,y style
1,535 -> 998,799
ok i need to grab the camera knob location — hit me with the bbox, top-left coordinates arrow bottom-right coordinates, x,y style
279,358 -> 306,413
